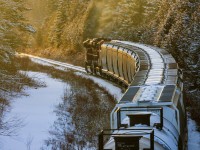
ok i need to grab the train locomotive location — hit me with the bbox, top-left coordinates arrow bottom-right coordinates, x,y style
83,39 -> 187,150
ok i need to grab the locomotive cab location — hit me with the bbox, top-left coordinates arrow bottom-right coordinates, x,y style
83,38 -> 110,74
83,39 -> 99,74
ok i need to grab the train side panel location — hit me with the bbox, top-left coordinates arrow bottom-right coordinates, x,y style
117,47 -> 124,80
112,45 -> 119,76
127,51 -> 134,82
107,44 -> 114,73
100,44 -> 108,72
122,49 -> 129,82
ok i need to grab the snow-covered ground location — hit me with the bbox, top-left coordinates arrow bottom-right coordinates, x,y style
18,53 -> 86,73
0,72 -> 68,150
75,72 -> 123,102
188,114 -> 200,150
0,60 -> 123,149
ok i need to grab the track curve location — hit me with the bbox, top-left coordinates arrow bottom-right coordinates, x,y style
17,53 -> 86,73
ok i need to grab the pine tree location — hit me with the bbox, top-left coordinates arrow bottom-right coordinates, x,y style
0,0 -> 33,136
0,0 -> 33,70
47,0 -> 58,13
97,0 -> 159,40
49,0 -> 69,48
96,0 -> 122,38
0,0 -> 33,93
116,0 -> 149,40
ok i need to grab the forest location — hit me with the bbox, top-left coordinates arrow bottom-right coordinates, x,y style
0,0 -> 200,147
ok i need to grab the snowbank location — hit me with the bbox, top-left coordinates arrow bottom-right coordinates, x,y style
188,114 -> 200,150
0,72 -> 68,150
75,72 -> 123,102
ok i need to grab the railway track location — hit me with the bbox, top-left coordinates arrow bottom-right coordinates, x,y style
17,52 -> 123,101
17,53 -> 86,73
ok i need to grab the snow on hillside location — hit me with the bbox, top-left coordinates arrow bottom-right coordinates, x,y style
0,72 -> 68,150
75,72 -> 123,102
188,113 -> 200,150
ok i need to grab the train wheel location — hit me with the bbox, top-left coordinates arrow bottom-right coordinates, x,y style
99,67 -> 102,76
85,62 -> 89,73
91,63 -> 94,74
97,67 -> 102,76
92,62 -> 98,75
94,68 -> 97,75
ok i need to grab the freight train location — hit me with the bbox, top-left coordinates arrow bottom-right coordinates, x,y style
83,38 -> 187,150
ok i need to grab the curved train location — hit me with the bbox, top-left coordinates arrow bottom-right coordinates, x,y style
83,38 -> 187,150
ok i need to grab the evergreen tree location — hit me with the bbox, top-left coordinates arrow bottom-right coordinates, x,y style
49,0 -> 69,48
47,0 -> 58,13
116,0 -> 148,40
97,0 -> 160,40
0,0 -> 33,66
0,0 -> 33,95
0,0 -> 33,136
96,0 -> 122,38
